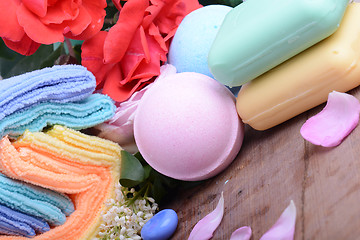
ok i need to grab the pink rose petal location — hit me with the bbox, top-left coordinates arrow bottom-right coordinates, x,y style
260,200 -> 296,240
230,226 -> 252,240
300,91 -> 360,147
188,192 -> 224,240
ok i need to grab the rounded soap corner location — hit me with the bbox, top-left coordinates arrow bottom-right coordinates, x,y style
326,44 -> 358,72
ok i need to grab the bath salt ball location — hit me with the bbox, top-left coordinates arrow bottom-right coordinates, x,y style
141,209 -> 178,240
168,5 -> 232,78
134,72 -> 244,181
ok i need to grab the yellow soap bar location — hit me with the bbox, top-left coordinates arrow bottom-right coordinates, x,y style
236,2 -> 360,131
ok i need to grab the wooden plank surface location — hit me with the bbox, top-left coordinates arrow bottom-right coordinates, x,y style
165,87 -> 360,240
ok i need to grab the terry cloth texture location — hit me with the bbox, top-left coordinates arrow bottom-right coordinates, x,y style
0,65 -> 96,121
0,174 -> 74,227
0,125 -> 122,240
0,94 -> 116,138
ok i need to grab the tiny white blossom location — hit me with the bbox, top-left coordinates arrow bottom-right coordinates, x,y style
93,185 -> 158,240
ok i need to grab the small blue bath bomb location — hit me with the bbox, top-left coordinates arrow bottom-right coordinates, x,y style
141,209 -> 178,240
168,5 -> 232,78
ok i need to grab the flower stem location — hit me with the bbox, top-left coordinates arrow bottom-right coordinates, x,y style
64,37 -> 76,58
126,182 -> 151,207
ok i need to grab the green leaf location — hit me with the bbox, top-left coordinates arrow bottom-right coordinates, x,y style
3,44 -> 64,78
120,150 -> 146,187
198,0 -> 243,7
134,152 -> 148,166
40,43 -> 65,68
224,0 -> 243,7
143,165 -> 152,180
0,39 -> 25,78
151,175 -> 169,203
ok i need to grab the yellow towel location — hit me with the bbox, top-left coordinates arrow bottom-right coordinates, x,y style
0,125 -> 122,240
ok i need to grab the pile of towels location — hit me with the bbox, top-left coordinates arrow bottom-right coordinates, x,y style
0,65 -> 115,138
0,65 -> 122,239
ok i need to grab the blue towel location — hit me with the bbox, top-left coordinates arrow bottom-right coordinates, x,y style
0,65 -> 96,121
0,94 -> 116,138
0,220 -> 35,238
0,174 -> 74,226
0,204 -> 50,237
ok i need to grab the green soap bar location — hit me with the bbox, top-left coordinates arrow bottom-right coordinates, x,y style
208,0 -> 349,87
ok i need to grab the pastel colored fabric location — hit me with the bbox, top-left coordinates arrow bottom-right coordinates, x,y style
0,125 -> 122,239
0,65 -> 96,121
0,93 -> 115,138
300,91 -> 360,147
0,174 -> 74,217
81,0 -> 201,102
0,204 -> 50,237
0,0 -> 106,55
0,173 -> 73,227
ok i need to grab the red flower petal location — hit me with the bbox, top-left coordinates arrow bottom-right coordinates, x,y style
112,0 -> 123,10
139,26 -> 151,63
82,31 -> 114,86
3,34 -> 41,56
164,27 -> 177,42
142,0 -> 165,29
130,34 -> 164,80
103,64 -> 152,102
64,1 -> 106,40
148,23 -> 167,52
84,0 -> 107,8
17,3 -> 64,44
119,28 -> 147,84
103,0 -> 148,64
153,0 -> 201,36
131,57 -> 160,81
118,26 -> 165,84
183,0 -> 203,16
62,5 -> 92,36
120,54 -> 145,84
0,0 -> 25,42
40,0 -> 79,25
48,0 -> 58,6
22,0 -> 47,17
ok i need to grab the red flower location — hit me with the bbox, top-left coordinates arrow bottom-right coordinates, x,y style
81,0 -> 201,102
0,0 -> 107,56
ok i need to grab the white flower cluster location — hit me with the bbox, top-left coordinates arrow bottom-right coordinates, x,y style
93,183 -> 158,240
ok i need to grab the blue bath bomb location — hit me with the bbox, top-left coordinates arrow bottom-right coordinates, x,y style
168,5 -> 232,78
141,209 -> 178,240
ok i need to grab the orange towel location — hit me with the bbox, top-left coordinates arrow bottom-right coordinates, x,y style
0,125 -> 122,240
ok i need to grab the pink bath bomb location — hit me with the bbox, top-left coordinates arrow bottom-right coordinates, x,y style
134,72 -> 244,181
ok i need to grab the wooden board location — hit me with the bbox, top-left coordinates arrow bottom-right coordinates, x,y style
165,87 -> 360,240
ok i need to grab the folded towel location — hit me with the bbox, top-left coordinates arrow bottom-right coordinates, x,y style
0,125 -> 122,240
0,65 -> 96,121
0,219 -> 35,238
0,94 -> 115,138
0,174 -> 74,226
0,204 -> 50,237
